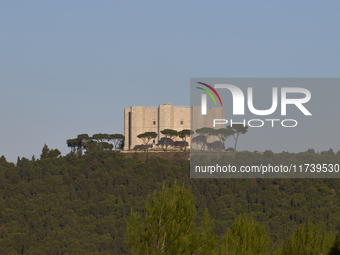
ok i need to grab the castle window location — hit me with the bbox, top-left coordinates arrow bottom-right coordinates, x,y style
153,121 -> 156,125
180,121 -> 184,125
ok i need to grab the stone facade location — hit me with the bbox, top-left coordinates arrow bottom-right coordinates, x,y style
123,104 -> 225,150
123,104 -> 191,150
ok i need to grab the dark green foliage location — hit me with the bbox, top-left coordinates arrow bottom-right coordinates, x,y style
160,129 -> 178,151
102,142 -> 113,150
40,144 -> 61,159
40,144 -> 49,159
192,134 -> 207,150
196,127 -> 214,136
195,127 -> 214,150
193,127 -> 236,151
178,129 -> 194,151
126,181 -> 216,254
109,134 -> 125,151
84,139 -> 100,153
137,132 -> 157,152
66,135 -> 90,155
67,138 -> 78,153
77,134 -> 90,155
67,133 -> 124,154
48,149 -> 61,158
281,219 -> 335,255
0,150 -> 139,254
263,150 -> 274,158
219,214 -> 269,255
0,149 -> 340,253
210,128 -> 235,151
227,124 -> 248,151
92,133 -> 109,150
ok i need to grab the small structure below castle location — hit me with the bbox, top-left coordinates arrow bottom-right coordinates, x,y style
124,103 -> 225,150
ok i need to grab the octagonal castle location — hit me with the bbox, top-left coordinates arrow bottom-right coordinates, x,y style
123,103 -> 224,150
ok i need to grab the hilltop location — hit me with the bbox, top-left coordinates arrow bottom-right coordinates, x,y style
0,149 -> 339,254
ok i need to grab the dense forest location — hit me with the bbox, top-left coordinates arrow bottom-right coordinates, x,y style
0,146 -> 340,254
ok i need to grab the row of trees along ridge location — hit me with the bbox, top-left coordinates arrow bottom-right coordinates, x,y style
137,124 -> 248,152
66,133 -> 124,154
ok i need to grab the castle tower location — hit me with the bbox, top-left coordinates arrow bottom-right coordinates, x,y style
124,104 -> 190,150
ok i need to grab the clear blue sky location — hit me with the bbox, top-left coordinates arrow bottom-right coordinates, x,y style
1,1 -> 339,162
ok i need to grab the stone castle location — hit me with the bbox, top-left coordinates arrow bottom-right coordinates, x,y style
123,103 -> 224,150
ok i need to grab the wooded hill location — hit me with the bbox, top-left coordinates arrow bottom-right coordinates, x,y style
0,147 -> 340,254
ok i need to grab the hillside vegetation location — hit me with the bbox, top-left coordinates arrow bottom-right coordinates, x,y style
0,148 -> 340,254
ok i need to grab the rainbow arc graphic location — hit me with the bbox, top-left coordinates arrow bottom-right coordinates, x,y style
196,82 -> 222,106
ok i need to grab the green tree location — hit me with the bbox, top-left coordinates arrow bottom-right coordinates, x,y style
47,149 -> 61,158
126,181 -> 216,255
137,132 -> 157,153
109,134 -> 125,151
178,129 -> 194,151
160,129 -> 178,151
282,219 -> 335,255
40,144 -> 50,159
211,128 -> 235,151
196,127 -> 214,137
92,133 -> 109,150
195,127 -> 214,150
228,124 -> 248,151
219,214 -> 269,255
67,138 -> 78,153
77,134 -> 90,155
192,135 -> 207,150
102,142 -> 113,150
41,144 -> 61,159
84,139 -> 99,153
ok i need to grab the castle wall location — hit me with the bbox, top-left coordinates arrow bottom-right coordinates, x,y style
124,104 -> 225,150
123,108 -> 131,150
173,107 -> 191,132
124,104 -> 191,150
158,104 -> 174,139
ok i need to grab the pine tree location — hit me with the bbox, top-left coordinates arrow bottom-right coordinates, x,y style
282,219 -> 335,255
126,181 -> 216,254
40,144 -> 50,159
219,214 -> 269,255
